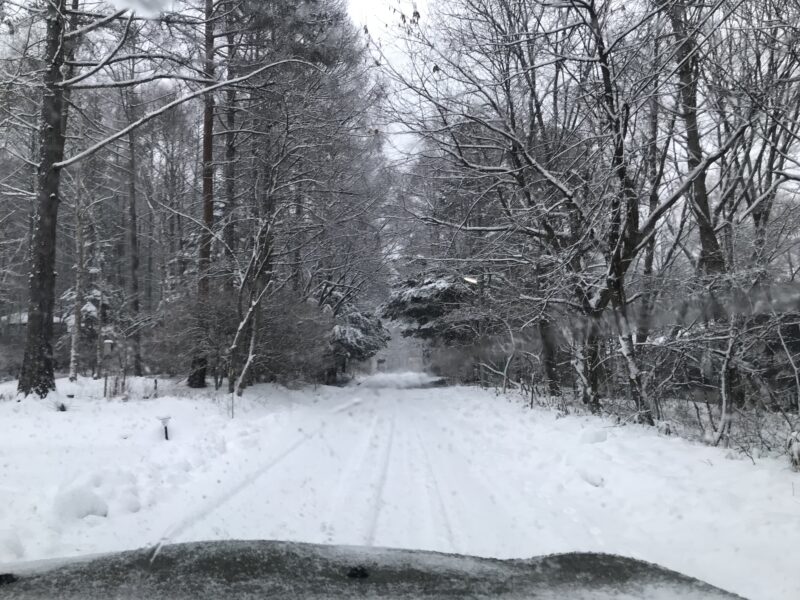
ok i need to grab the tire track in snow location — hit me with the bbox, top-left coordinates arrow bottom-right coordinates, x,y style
348,401 -> 457,553
312,397 -> 397,548
405,399 -> 522,557
411,427 -> 459,554
319,411 -> 380,543
148,396 -> 366,560
365,404 -> 396,547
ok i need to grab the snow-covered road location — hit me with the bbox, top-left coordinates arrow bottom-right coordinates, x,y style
1,375 -> 798,599
171,387 -> 521,555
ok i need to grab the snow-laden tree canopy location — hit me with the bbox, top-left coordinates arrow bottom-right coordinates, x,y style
331,307 -> 391,363
382,275 -> 480,343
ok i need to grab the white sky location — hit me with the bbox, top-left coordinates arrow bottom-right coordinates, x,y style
348,0 -> 424,31
348,0 -> 427,163
348,0 -> 429,64
107,0 -> 172,17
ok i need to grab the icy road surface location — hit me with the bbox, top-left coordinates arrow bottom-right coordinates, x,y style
0,374 -> 797,600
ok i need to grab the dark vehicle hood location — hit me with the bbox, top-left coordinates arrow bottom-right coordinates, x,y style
1,539 -> 745,599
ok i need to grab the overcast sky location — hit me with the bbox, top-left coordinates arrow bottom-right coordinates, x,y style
348,0 -> 422,30
348,0 -> 428,53
348,0 -> 427,163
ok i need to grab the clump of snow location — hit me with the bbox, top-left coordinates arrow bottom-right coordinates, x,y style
355,371 -> 441,389
395,278 -> 458,302
54,485 -> 109,520
579,427 -> 608,444
577,467 -> 605,488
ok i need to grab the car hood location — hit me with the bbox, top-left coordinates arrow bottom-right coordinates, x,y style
1,539 -> 745,599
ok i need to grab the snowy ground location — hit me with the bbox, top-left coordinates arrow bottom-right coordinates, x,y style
0,374 -> 797,600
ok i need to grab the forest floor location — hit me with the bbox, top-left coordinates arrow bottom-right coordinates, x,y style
0,373 -> 797,600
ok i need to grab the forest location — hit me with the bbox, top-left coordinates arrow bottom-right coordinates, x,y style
1,0 -> 800,454
0,0 -> 395,397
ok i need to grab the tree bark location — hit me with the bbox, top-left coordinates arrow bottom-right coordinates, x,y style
636,60 -> 665,345
539,317 -> 560,396
665,0 -> 726,275
18,0 -> 68,397
127,130 -> 143,376
223,9 -> 237,257
69,156 -> 85,382
189,0 -> 216,388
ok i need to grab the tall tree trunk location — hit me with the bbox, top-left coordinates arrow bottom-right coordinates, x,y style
19,0 -> 68,397
69,158 -> 85,382
665,0 -> 726,275
636,59 -> 665,345
189,0 -> 216,388
223,94 -> 236,254
127,130 -> 143,376
223,11 -> 237,257
114,148 -> 126,289
146,205 -> 154,312
586,2 -> 650,417
94,288 -> 104,381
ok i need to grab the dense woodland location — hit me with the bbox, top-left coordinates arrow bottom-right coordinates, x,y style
380,0 -> 800,449
0,0 -> 395,395
1,0 -> 800,453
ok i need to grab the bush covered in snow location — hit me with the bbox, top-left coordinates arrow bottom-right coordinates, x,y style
331,307 -> 390,363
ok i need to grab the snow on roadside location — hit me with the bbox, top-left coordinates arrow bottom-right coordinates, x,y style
0,376 -> 798,600
429,393 -> 799,600
0,377 -> 308,563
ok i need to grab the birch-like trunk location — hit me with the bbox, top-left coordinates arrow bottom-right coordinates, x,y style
69,159 -> 85,382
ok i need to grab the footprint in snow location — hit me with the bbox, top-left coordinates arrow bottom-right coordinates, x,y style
577,468 -> 605,488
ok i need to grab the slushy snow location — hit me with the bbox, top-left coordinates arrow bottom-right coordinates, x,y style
0,375 -> 797,600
